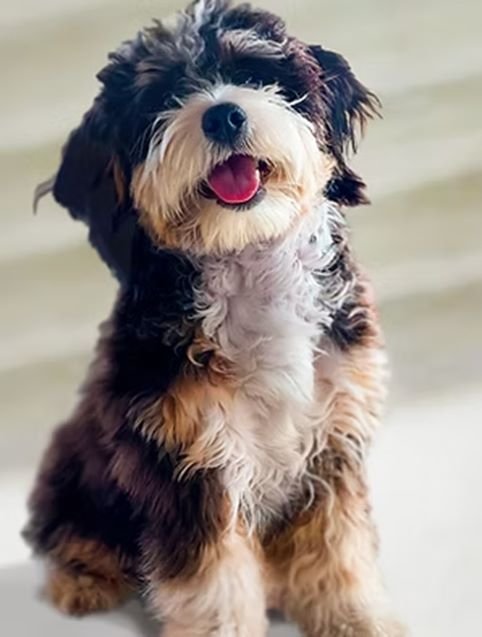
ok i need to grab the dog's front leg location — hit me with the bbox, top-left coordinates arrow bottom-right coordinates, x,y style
268,481 -> 405,637
152,529 -> 267,637
264,342 -> 406,636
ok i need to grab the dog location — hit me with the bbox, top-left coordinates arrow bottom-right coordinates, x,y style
25,1 -> 405,635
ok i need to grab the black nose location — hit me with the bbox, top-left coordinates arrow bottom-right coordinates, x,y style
202,102 -> 248,145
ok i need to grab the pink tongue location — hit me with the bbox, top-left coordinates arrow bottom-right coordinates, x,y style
207,155 -> 260,204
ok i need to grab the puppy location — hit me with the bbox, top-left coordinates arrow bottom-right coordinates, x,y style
25,1 -> 405,635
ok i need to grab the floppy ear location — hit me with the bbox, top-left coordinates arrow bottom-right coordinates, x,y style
309,45 -> 380,206
35,104 -> 141,285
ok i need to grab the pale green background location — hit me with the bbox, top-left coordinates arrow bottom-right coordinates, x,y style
1,1 -> 481,635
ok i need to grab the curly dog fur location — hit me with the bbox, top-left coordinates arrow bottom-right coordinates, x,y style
26,1 -> 405,635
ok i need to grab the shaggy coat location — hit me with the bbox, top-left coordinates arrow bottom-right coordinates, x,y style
26,1 -> 404,635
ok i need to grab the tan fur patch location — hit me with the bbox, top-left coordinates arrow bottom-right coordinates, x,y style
47,537 -> 132,616
135,342 -> 236,465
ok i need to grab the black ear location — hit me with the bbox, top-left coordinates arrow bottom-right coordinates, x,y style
35,104 -> 142,285
309,45 -> 380,206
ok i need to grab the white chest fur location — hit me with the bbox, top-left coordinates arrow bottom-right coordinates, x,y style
193,203 -> 348,525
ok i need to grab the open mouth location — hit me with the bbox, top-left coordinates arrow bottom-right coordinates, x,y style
202,155 -> 271,209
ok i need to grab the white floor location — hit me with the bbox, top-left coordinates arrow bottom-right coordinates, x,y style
1,387 -> 481,636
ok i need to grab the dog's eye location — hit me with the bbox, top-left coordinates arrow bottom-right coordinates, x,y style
239,77 -> 263,91
164,96 -> 181,110
222,58 -> 281,90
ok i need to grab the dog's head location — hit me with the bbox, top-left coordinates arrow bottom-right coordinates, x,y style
43,0 -> 378,275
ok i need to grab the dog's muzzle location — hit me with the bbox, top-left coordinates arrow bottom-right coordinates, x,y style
201,102 -> 265,207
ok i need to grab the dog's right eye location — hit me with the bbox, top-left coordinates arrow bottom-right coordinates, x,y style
164,95 -> 182,110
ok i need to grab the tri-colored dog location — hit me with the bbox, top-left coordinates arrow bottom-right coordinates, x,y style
25,1 -> 405,635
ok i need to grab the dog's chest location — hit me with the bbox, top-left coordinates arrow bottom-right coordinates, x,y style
196,219 -> 332,402
193,211 -> 342,521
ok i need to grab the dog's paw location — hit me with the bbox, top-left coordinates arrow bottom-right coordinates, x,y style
46,567 -> 126,616
305,613 -> 407,637
327,616 -> 407,637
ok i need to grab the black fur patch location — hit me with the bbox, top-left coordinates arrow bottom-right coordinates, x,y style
105,247 -> 198,399
23,410 -> 145,561
25,393 -> 226,582
328,298 -> 372,351
24,246 -> 226,581
111,425 -> 226,580
52,114 -> 141,285
324,165 -> 370,207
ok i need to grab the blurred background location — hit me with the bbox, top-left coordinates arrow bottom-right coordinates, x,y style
1,1 -> 481,635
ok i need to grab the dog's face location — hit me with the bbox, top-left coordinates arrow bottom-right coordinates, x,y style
49,0 -> 378,266
133,81 -> 326,254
